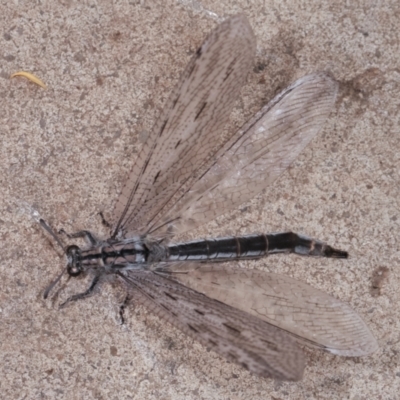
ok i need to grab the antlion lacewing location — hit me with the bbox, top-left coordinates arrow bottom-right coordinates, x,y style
39,14 -> 378,381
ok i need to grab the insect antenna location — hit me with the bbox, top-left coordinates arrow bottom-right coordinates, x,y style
39,218 -> 67,251
39,218 -> 69,299
43,268 -> 69,299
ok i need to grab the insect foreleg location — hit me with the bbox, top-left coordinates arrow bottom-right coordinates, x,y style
59,274 -> 101,308
59,228 -> 99,246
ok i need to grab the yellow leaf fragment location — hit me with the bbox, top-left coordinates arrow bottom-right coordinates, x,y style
10,71 -> 47,89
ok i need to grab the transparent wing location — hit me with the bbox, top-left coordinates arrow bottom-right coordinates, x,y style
112,14 -> 256,237
120,270 -> 305,381
161,263 -> 378,356
148,73 -> 339,236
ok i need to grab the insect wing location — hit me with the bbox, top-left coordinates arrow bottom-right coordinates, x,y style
112,14 -> 256,237
164,264 -> 379,356
120,270 -> 305,381
148,73 -> 339,236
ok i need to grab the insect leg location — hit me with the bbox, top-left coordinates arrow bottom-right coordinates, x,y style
59,228 -> 99,245
98,211 -> 112,229
59,274 -> 101,308
118,293 -> 132,325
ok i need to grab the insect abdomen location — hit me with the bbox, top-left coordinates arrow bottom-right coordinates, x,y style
167,234 -> 268,261
166,232 -> 348,261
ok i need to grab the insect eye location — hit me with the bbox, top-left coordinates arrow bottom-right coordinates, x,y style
67,265 -> 81,276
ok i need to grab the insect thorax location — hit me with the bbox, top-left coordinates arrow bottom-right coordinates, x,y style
77,237 -> 160,270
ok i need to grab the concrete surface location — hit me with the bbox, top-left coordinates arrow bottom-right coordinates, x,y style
1,0 -> 399,399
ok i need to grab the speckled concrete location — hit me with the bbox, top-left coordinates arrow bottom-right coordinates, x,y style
1,1 -> 399,399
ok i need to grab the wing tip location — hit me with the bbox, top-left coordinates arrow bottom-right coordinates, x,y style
326,333 -> 379,357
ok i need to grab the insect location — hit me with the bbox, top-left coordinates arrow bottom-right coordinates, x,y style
41,14 -> 378,381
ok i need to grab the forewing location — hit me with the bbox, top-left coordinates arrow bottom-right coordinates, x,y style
112,14 -> 256,237
148,73 -> 338,236
163,264 -> 378,356
120,270 -> 305,381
